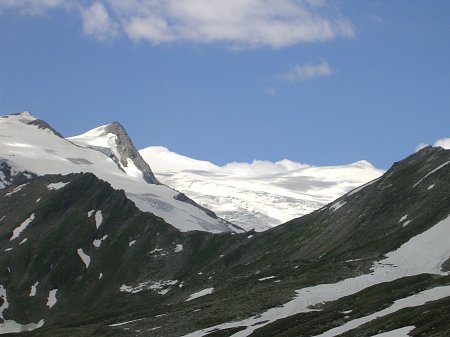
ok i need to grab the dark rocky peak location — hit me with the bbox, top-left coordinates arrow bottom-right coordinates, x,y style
0,159 -> 37,188
27,119 -> 64,138
104,122 -> 159,184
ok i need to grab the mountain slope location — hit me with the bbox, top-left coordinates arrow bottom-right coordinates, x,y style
67,122 -> 159,184
0,146 -> 449,336
0,112 -> 238,233
139,146 -> 384,231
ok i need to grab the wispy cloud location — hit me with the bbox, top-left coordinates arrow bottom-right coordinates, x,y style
277,61 -> 332,81
264,87 -> 276,96
1,0 -> 354,48
81,2 -> 118,41
415,138 -> 450,152
0,0 -> 68,15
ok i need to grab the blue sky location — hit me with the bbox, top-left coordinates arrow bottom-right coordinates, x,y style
0,0 -> 449,169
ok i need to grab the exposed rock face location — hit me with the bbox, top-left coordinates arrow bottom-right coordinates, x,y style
103,122 -> 159,184
0,160 -> 36,188
27,119 -> 64,138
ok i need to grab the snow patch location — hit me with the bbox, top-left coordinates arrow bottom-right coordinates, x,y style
87,210 -> 95,217
120,280 -> 178,295
330,200 -> 346,212
10,213 -> 35,241
95,210 -> 103,229
47,182 -> 69,190
174,244 -> 183,252
5,183 -> 27,197
399,215 -> 408,223
35,197 -> 41,202
109,318 -> 145,327
99,273 -> 103,280
428,184 -> 434,190
413,161 -> 450,188
183,214 -> 450,337
258,276 -> 276,282
313,286 -> 450,337
19,238 -> 27,245
77,248 -> 91,268
0,285 -> 44,333
93,235 -> 108,248
46,289 -> 58,308
129,240 -> 136,247
403,220 -> 412,227
29,282 -> 39,297
186,288 -> 214,302
370,326 -> 415,337
347,178 -> 379,196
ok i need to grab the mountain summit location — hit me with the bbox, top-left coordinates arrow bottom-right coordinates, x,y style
68,122 -> 159,184
0,112 -> 238,233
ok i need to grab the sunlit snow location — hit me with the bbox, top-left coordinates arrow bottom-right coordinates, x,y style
329,200 -> 346,212
94,210 -> 103,229
77,248 -> 91,268
413,161 -> 450,188
29,282 -> 39,297
186,288 -> 214,302
46,289 -> 58,308
0,284 -> 44,333
47,182 -> 69,190
120,280 -> 178,295
0,114 -> 233,233
10,213 -> 35,241
183,214 -> 450,337
370,326 -> 415,337
313,286 -> 450,337
140,146 -> 383,231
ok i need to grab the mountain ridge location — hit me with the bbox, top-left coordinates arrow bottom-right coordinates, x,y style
139,146 -> 384,231
0,144 -> 448,336
0,112 -> 238,233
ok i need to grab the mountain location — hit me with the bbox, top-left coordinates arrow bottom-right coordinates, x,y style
0,112 -> 239,233
0,138 -> 449,336
139,146 -> 384,231
67,122 -> 159,185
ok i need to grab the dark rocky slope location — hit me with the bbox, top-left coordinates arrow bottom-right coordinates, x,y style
0,146 -> 449,336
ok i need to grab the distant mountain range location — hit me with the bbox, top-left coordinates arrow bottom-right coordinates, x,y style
139,146 -> 383,231
0,111 -> 449,336
66,117 -> 383,231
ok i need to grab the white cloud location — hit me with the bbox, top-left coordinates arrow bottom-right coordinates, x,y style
415,143 -> 428,152
1,0 -> 354,48
434,138 -> 450,149
81,2 -> 118,40
223,159 -> 309,177
0,0 -> 67,15
277,61 -> 332,81
415,138 -> 450,152
264,87 -> 276,96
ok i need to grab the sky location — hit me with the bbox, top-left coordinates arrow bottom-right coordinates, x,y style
0,0 -> 449,169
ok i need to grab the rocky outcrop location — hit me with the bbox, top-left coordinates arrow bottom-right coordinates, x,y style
104,122 -> 159,184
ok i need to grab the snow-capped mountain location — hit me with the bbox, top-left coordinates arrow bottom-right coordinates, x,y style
0,112 -> 238,233
1,144 -> 449,336
139,146 -> 384,231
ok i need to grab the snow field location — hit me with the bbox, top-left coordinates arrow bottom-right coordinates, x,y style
183,214 -> 450,337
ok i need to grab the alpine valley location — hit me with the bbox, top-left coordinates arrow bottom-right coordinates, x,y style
0,112 -> 449,337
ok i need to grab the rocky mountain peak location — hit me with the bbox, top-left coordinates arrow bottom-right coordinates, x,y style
103,121 -> 159,184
